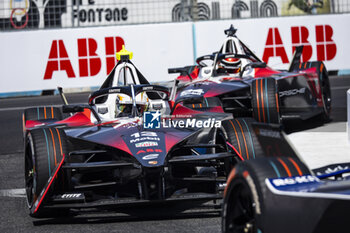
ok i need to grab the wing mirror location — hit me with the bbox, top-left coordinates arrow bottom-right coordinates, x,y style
240,62 -> 267,77
62,104 -> 102,123
168,66 -> 193,81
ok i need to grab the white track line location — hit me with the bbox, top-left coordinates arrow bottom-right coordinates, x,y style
0,188 -> 26,198
332,86 -> 350,90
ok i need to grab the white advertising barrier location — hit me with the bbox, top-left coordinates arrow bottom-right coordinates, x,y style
0,23 -> 193,93
1,14 -> 350,94
195,14 -> 350,71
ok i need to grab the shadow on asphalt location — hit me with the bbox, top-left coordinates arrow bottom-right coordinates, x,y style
283,106 -> 346,134
283,117 -> 327,134
32,209 -> 220,226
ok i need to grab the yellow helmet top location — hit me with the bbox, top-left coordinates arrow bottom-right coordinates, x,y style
116,45 -> 133,61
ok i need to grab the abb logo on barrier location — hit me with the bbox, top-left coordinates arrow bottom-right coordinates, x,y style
44,37 -> 125,80
262,25 -> 336,64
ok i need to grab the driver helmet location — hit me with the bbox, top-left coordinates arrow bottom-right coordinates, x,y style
219,38 -> 242,74
219,57 -> 241,74
115,93 -> 149,117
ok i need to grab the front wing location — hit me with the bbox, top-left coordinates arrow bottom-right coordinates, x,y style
31,151 -> 233,214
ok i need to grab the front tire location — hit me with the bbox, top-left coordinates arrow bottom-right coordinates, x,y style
25,127 -> 67,217
222,157 -> 311,233
222,118 -> 264,161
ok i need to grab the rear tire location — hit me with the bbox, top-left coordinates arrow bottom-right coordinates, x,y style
24,106 -> 63,121
222,118 -> 264,161
251,78 -> 280,124
222,157 -> 311,233
23,107 -> 63,133
25,127 -> 68,218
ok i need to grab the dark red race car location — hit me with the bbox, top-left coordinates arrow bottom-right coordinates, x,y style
23,48 -> 238,218
169,25 -> 331,125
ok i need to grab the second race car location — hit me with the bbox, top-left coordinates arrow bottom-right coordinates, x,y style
169,25 -> 331,125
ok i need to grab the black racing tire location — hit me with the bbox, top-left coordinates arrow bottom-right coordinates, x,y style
251,78 -> 281,124
301,61 -> 331,121
24,106 -> 63,121
222,157 -> 311,233
222,118 -> 264,161
25,127 -> 68,218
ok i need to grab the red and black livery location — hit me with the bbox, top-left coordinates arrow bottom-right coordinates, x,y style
23,56 -> 237,218
170,25 -> 331,125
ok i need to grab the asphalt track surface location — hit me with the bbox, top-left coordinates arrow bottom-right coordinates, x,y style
0,75 -> 349,233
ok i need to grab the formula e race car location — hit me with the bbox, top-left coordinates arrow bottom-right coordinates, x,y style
222,123 -> 350,233
169,25 -> 331,125
23,47 -> 239,218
